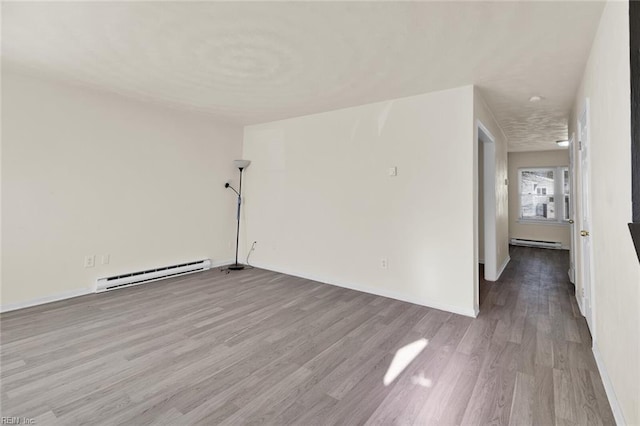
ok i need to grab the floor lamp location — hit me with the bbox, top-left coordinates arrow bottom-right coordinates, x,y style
225,159 -> 251,270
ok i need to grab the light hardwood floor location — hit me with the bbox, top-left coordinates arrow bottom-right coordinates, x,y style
0,246 -> 614,425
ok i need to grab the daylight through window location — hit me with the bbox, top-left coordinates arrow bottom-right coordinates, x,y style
519,167 -> 570,223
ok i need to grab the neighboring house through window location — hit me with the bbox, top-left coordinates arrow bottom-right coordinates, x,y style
519,167 -> 570,223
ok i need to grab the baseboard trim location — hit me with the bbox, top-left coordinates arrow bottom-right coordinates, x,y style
576,290 -> 586,317
250,262 -> 477,318
1,259 -> 234,314
592,342 -> 627,425
210,259 -> 236,269
496,255 -> 511,281
0,288 -> 93,313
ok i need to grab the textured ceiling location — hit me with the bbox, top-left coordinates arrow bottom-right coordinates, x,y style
1,1 -> 604,151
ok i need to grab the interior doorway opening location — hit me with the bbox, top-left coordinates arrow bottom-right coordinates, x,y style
476,121 -> 497,313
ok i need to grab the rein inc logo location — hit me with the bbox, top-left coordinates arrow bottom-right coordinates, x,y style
1,418 -> 35,425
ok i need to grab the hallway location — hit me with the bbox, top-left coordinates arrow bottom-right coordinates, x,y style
476,246 -> 615,425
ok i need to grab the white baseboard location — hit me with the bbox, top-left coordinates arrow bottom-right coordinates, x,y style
496,255 -> 511,280
575,290 -> 586,317
0,287 -> 93,313
592,342 -> 627,425
1,259 -> 234,314
250,262 -> 478,318
211,259 -> 235,268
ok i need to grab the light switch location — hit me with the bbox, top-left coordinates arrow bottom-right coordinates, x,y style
388,167 -> 398,177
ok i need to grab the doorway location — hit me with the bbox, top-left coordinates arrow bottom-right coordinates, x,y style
477,121 -> 497,308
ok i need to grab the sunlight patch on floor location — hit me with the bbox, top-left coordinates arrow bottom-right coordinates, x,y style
410,371 -> 432,387
383,338 -> 428,386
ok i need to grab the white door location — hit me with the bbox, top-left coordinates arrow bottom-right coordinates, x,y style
568,134 -> 576,283
578,101 -> 594,333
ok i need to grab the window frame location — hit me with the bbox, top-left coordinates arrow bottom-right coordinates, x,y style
517,166 -> 570,225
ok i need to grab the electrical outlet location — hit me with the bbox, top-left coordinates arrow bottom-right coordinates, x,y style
380,258 -> 388,269
101,254 -> 110,265
84,255 -> 95,268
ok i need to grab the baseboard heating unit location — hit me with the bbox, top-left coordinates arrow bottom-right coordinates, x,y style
97,259 -> 212,292
510,238 -> 562,249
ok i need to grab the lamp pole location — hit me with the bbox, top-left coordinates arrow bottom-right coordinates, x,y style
229,167 -> 244,270
225,159 -> 251,271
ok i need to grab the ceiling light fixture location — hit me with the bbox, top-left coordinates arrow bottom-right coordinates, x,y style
529,96 -> 542,102
556,140 -> 569,147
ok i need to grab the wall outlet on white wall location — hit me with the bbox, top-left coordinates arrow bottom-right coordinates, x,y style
380,258 -> 388,269
101,254 -> 110,265
84,255 -> 95,268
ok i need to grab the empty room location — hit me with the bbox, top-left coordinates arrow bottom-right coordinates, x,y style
1,1 -> 639,425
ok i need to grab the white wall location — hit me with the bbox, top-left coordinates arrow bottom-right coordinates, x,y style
1,68 -> 243,309
242,86 -> 478,316
507,150 -> 571,248
474,88 -> 510,287
569,1 -> 640,424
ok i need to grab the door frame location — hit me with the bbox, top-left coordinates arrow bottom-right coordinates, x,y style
478,121 -> 497,281
475,120 -> 498,315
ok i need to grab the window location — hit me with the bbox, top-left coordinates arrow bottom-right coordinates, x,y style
519,167 -> 570,223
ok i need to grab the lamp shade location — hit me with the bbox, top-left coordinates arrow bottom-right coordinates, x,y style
233,159 -> 251,170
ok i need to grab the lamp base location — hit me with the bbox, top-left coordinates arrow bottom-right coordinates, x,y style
227,264 -> 245,271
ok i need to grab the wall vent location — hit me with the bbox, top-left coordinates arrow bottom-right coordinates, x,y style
96,259 -> 212,292
510,238 -> 562,249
